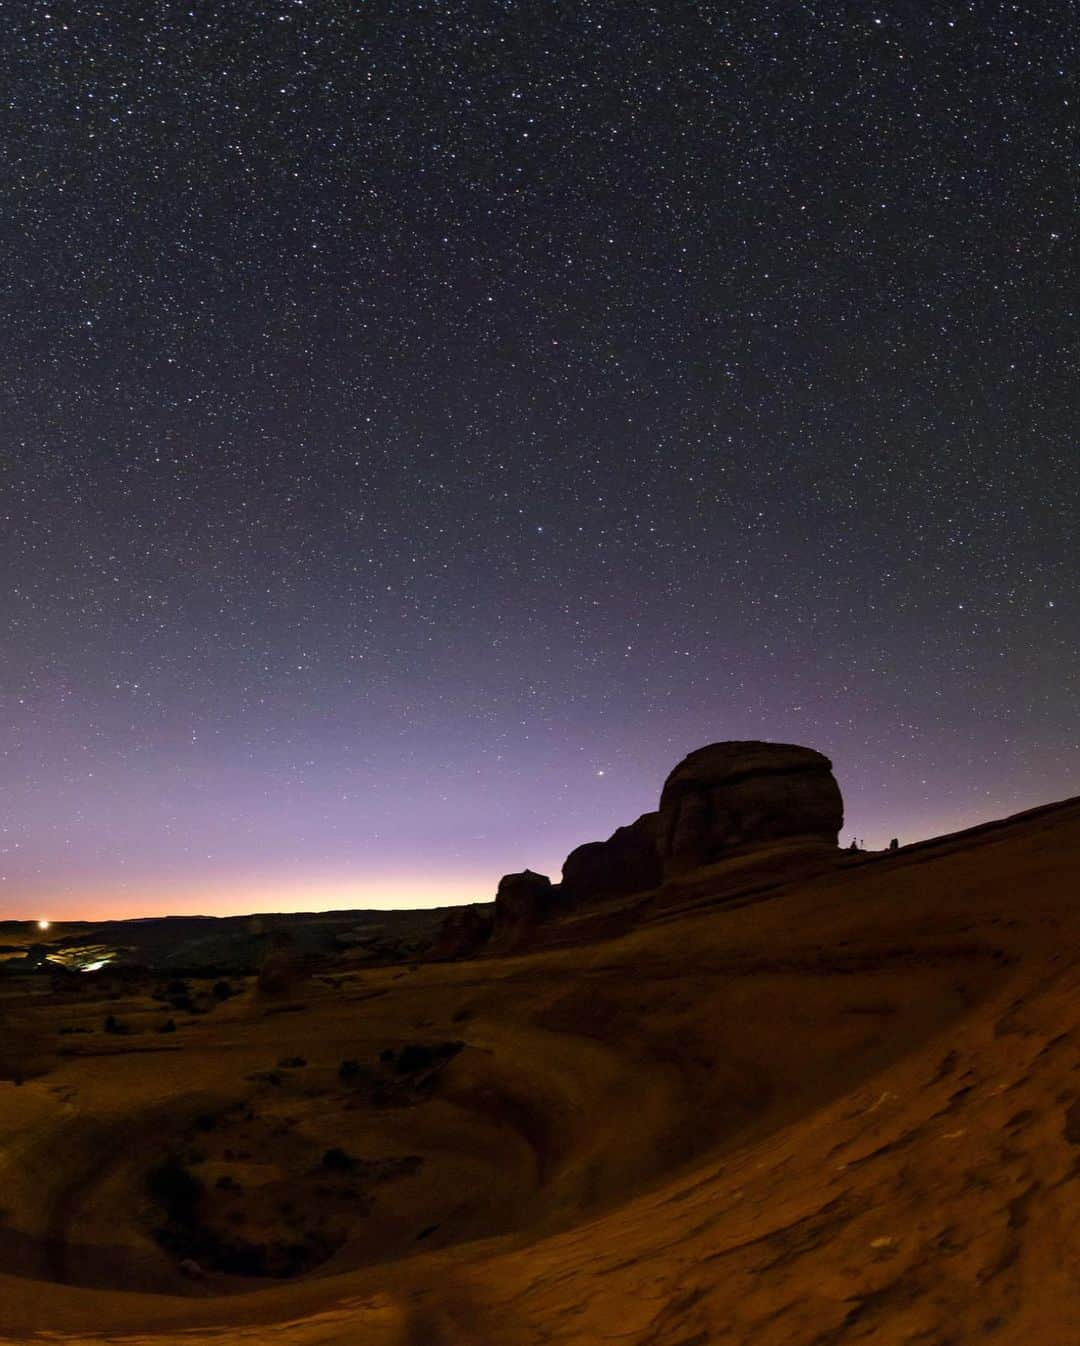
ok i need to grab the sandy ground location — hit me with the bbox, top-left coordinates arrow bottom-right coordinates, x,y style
0,797 -> 1077,1344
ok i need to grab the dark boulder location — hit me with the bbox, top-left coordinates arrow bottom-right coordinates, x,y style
429,904 -> 494,960
560,811 -> 662,904
657,741 -> 843,876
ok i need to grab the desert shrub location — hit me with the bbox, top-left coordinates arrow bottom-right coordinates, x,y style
212,980 -> 234,1000
337,1058 -> 360,1081
320,1146 -> 354,1172
103,1014 -> 129,1034
157,1018 -> 176,1033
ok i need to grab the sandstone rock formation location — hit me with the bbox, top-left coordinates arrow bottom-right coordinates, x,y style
427,742 -> 843,953
430,904 -> 495,960
656,741 -> 843,876
560,811 -> 661,904
491,869 -> 556,950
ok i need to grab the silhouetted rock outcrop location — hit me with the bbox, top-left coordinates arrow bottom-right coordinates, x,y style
491,869 -> 556,950
426,742 -> 844,957
561,812 -> 661,904
430,904 -> 495,960
656,741 -> 843,876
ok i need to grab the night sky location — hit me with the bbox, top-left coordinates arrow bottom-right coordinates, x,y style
3,2 -> 1077,920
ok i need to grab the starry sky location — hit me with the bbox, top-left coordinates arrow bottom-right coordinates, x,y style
3,2 -> 1077,920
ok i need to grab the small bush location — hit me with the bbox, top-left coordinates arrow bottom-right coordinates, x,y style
320,1147 -> 354,1172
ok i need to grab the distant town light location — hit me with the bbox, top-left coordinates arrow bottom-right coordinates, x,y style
37,918 -> 50,931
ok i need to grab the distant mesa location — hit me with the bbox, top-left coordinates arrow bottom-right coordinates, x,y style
436,741 -> 845,958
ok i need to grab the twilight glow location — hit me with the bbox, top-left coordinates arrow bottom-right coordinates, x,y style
2,4 -> 1077,921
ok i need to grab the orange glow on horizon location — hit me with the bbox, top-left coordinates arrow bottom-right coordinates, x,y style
2,868 -> 522,924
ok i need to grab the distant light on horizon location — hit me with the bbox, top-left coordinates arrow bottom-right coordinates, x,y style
37,918 -> 50,931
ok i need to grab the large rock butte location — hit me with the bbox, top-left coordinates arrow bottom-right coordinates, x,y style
657,741 -> 843,875
431,741 -> 844,957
